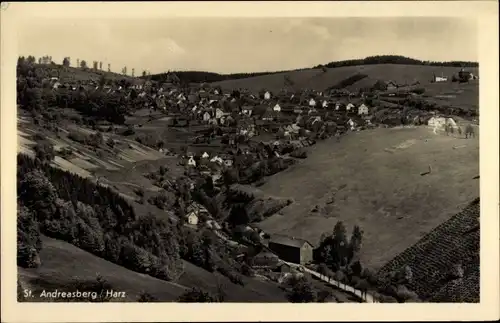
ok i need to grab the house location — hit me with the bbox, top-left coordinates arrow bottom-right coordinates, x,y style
215,108 -> 224,119
186,202 -> 210,225
268,234 -> 314,265
187,156 -> 197,167
358,103 -> 369,115
273,103 -> 281,112
251,250 -> 280,268
203,111 -> 211,122
308,98 -> 317,107
52,81 -> 62,89
242,106 -> 253,116
386,81 -> 398,91
264,91 -> 271,100
433,74 -> 448,82
347,118 -> 357,130
322,100 -> 329,108
202,152 -> 210,159
346,103 -> 355,112
428,116 -> 447,130
187,213 -> 199,225
210,155 -> 224,164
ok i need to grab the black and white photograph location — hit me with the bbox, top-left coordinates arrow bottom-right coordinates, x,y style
1,1 -> 499,322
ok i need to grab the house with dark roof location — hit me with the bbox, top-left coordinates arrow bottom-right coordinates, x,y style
268,234 -> 314,265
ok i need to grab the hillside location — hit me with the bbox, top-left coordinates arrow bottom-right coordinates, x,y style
18,236 -> 287,302
377,198 -> 480,302
255,126 -> 479,270
212,64 -> 479,94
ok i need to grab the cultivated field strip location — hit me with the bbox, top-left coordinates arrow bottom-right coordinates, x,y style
377,198 -> 479,301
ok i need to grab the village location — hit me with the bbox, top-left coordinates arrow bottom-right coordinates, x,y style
16,53 -> 480,303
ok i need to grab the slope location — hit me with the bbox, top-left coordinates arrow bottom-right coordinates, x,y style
212,64 -> 479,93
377,198 -> 480,302
18,236 -> 288,302
255,126 -> 479,270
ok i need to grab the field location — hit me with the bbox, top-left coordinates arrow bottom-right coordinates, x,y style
18,236 -> 288,302
212,64 -> 479,94
255,125 -> 479,270
377,198 -> 479,302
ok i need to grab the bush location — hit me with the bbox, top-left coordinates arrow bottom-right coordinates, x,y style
34,141 -> 55,164
177,287 -> 217,302
137,291 -> 158,302
286,276 -> 317,303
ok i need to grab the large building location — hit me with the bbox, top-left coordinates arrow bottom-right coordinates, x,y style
268,234 -> 314,265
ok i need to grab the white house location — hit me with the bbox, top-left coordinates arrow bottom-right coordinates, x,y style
347,118 -> 356,130
358,104 -> 369,115
203,111 -> 211,122
322,100 -> 329,108
215,108 -> 224,119
187,213 -> 199,225
335,103 -> 341,111
346,103 -> 355,111
309,98 -> 317,107
210,156 -> 224,164
433,74 -> 448,82
242,107 -> 253,116
264,91 -> 271,100
273,103 -> 281,112
202,152 -> 210,159
187,156 -> 197,167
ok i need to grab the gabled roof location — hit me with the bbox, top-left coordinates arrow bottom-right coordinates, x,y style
269,234 -> 314,248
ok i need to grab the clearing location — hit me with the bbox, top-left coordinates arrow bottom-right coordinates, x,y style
256,126 -> 479,269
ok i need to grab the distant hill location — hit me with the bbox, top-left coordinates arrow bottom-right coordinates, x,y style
212,64 -> 479,94
148,55 -> 478,86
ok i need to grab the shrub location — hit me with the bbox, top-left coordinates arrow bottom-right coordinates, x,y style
177,287 -> 217,302
137,291 -> 158,302
286,276 -> 317,303
34,141 -> 55,164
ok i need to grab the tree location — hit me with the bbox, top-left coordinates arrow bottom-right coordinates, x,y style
80,60 -> 88,69
465,124 -> 475,139
137,291 -> 158,302
17,206 -> 43,268
108,63 -> 111,72
286,276 -> 317,303
142,70 -> 147,77
177,287 -> 217,302
34,141 -> 55,164
99,61 -> 103,70
131,68 -> 135,77
348,225 -> 363,260
62,57 -> 70,67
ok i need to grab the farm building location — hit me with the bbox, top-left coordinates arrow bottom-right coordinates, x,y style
432,74 -> 448,82
308,98 -> 317,107
273,103 -> 281,112
346,103 -> 355,111
186,213 -> 199,225
264,91 -> 271,100
186,202 -> 210,224
358,103 -> 369,115
250,250 -> 281,268
268,234 -> 314,265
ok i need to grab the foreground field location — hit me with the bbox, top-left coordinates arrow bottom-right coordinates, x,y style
212,64 -> 479,95
256,126 -> 479,269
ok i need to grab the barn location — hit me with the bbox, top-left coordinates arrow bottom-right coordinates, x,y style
268,234 -> 314,265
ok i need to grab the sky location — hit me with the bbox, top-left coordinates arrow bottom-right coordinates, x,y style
17,17 -> 478,74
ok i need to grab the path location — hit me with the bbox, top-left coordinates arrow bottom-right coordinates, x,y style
282,261 -> 379,303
